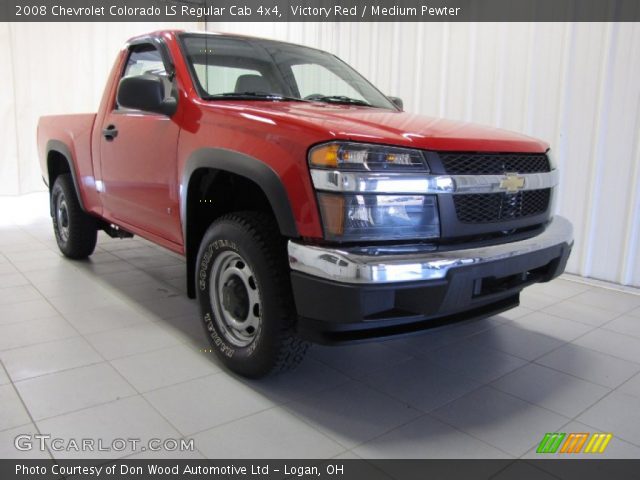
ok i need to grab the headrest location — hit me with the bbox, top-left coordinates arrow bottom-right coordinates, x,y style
234,74 -> 272,93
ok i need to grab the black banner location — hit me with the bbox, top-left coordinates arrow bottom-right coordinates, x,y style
2,0 -> 640,22
3,459 -> 640,480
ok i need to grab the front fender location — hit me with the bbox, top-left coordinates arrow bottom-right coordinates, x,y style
180,147 -> 299,241
181,148 -> 300,299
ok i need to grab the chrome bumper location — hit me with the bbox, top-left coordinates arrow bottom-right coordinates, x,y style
288,216 -> 573,285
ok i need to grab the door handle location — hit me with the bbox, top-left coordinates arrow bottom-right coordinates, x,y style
102,125 -> 118,141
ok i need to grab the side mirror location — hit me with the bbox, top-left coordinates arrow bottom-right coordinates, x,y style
388,96 -> 403,111
117,74 -> 177,116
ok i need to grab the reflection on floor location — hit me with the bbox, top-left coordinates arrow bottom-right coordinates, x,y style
1,193 -> 640,468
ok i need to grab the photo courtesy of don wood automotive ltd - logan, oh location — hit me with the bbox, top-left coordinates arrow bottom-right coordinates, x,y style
1,0 -> 640,479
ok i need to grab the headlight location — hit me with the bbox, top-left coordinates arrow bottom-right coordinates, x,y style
317,193 -> 440,241
309,142 -> 440,242
309,142 -> 428,171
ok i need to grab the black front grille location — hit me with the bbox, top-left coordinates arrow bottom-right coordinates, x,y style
454,189 -> 551,224
440,152 -> 550,175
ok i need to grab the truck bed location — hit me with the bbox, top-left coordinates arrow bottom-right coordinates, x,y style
37,113 -> 98,213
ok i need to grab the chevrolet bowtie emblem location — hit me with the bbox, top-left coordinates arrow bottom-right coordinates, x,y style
499,173 -> 526,193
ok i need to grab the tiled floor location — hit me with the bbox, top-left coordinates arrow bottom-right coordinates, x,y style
2,193 -> 640,461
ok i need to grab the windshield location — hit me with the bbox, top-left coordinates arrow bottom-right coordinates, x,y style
179,33 -> 396,109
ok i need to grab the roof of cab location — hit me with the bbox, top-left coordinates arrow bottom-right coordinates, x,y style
126,29 -> 325,53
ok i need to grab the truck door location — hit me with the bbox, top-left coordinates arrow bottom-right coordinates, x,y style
99,41 -> 182,245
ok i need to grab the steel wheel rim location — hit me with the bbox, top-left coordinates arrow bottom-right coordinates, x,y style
209,251 -> 261,347
56,193 -> 70,242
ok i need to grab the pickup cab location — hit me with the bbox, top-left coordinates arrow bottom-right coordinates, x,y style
37,30 -> 573,377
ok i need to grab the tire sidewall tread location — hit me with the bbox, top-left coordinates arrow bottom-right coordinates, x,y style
196,211 -> 308,378
51,174 -> 97,259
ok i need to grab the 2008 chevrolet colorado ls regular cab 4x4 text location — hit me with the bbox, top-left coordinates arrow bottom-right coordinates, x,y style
37,30 -> 573,377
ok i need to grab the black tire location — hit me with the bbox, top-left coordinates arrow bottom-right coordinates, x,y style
196,211 -> 309,378
51,174 -> 97,259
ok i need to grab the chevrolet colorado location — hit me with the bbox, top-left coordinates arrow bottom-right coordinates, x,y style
37,30 -> 572,377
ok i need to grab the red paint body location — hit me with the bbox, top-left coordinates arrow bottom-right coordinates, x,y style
37,30 -> 549,254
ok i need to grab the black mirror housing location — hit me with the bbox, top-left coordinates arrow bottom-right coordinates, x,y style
117,74 -> 177,116
388,96 -> 404,111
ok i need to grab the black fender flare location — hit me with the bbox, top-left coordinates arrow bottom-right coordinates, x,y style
181,148 -> 299,298
45,140 -> 86,215
180,148 -> 299,240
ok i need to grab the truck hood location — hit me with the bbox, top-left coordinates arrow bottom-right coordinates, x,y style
216,102 -> 549,153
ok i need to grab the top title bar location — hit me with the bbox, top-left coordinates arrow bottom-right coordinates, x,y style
2,0 -> 640,22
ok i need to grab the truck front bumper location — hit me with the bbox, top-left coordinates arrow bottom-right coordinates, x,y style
288,216 -> 573,344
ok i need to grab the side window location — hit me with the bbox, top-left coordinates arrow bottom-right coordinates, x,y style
291,63 -> 365,100
123,45 -> 166,78
193,64 -> 263,95
118,44 -> 171,109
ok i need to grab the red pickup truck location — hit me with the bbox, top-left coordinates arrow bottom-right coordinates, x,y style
37,30 -> 572,377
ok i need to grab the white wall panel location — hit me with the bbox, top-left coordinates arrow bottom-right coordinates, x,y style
0,21 -> 200,196
208,22 -> 640,286
0,23 -> 19,196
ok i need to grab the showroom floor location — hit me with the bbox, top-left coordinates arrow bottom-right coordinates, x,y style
2,193 -> 640,466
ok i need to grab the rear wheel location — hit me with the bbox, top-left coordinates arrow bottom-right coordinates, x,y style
51,174 -> 97,259
196,211 -> 309,378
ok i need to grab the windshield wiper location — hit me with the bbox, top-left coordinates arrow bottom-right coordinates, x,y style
309,95 -> 373,107
204,92 -> 310,102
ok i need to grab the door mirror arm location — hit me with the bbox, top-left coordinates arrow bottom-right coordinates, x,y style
388,96 -> 404,111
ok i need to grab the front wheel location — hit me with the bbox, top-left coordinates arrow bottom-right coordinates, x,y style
196,212 -> 309,378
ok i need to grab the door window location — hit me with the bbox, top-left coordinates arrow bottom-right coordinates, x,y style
118,44 -> 172,109
123,45 -> 166,78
